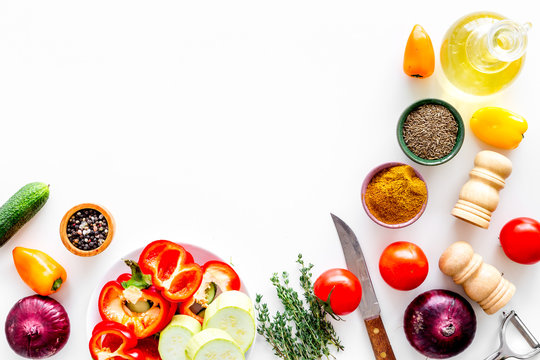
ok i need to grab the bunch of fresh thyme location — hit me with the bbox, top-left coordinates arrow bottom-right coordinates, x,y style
255,254 -> 344,360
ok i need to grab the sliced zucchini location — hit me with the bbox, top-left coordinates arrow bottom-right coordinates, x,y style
126,299 -> 152,313
186,328 -> 244,360
205,282 -> 217,304
158,315 -> 202,360
202,290 -> 255,353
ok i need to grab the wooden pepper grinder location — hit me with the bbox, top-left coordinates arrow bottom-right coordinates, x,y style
439,241 -> 515,315
451,150 -> 512,229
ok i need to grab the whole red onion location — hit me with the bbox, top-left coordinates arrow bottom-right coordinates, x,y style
5,295 -> 70,359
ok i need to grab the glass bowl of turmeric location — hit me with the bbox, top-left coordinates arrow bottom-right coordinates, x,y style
361,162 -> 428,229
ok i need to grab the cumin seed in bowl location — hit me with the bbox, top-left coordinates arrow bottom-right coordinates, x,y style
397,98 -> 464,166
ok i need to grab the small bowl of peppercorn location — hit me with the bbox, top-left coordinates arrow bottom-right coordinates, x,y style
60,203 -> 115,256
397,98 -> 464,166
361,162 -> 428,229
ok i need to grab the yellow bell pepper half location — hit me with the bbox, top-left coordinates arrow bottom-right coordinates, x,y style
470,107 -> 528,150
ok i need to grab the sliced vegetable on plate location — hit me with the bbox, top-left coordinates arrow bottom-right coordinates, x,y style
203,290 -> 256,353
186,328 -> 245,360
159,315 -> 202,360
180,260 -> 241,324
98,260 -> 175,338
138,240 -> 203,302
89,320 -> 144,360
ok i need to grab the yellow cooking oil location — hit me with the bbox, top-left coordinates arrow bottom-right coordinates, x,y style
440,12 -> 530,96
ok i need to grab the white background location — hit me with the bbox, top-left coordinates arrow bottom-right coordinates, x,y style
1,0 -> 540,359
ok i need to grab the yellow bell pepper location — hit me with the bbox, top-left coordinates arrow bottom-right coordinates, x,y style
470,107 -> 528,150
12,247 -> 67,296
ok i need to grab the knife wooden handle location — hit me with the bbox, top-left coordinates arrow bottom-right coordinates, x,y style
364,315 -> 396,360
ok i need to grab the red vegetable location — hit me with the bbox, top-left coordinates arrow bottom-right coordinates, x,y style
500,217 -> 540,264
5,295 -> 70,359
139,240 -> 203,302
379,241 -> 428,291
135,336 -> 161,360
313,268 -> 362,316
404,289 -> 476,359
98,261 -> 174,338
180,260 -> 241,324
89,321 -> 144,360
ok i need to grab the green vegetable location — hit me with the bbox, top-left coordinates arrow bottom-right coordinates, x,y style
159,315 -> 201,360
203,290 -> 256,353
186,328 -> 244,360
126,299 -> 152,313
204,282 -> 217,304
0,182 -> 49,247
121,260 -> 152,289
255,254 -> 344,360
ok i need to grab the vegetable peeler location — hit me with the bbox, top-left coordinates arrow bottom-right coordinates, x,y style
485,310 -> 540,360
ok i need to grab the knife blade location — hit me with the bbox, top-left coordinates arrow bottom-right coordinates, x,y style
331,213 -> 396,360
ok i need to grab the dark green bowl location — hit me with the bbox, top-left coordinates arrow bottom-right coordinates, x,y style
397,98 -> 464,166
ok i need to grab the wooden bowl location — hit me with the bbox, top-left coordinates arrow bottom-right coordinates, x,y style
60,203 -> 115,256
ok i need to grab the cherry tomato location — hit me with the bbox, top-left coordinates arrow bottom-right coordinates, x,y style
313,268 -> 362,316
500,217 -> 540,265
379,241 -> 428,291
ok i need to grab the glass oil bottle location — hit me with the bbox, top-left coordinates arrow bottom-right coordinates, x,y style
440,12 -> 531,96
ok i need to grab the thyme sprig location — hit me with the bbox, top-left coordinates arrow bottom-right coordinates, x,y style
255,254 -> 344,360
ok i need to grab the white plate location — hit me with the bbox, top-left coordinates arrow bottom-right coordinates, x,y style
86,242 -> 253,358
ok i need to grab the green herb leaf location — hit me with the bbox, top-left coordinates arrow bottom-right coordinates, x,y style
255,254 -> 344,360
121,259 -> 152,289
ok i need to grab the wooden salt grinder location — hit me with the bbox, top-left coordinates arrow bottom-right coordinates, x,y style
439,241 -> 515,315
451,150 -> 512,229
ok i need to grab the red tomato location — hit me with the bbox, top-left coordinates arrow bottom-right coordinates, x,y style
313,268 -> 362,316
379,241 -> 428,291
500,217 -> 540,265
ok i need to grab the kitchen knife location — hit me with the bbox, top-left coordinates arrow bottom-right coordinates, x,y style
331,213 -> 396,360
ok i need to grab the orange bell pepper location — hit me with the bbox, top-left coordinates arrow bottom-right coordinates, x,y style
403,24 -> 435,78
12,247 -> 67,295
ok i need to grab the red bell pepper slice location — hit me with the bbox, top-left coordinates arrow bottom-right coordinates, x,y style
98,261 -> 174,338
180,260 -> 241,324
134,335 -> 161,360
89,320 -> 144,360
138,240 -> 203,302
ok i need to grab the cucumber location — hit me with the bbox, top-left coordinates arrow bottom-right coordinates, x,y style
186,328 -> 244,360
202,290 -> 255,353
0,182 -> 49,247
158,315 -> 201,360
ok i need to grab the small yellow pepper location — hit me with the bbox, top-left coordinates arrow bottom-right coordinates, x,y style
470,107 -> 528,150
12,247 -> 67,296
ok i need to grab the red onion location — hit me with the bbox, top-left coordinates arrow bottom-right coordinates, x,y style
5,295 -> 70,359
404,289 -> 476,359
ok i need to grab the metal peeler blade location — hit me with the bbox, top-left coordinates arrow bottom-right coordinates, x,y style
484,310 -> 540,360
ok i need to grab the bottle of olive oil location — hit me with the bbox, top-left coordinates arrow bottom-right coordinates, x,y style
440,12 -> 531,96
